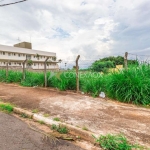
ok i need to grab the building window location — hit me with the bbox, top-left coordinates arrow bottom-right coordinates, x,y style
34,63 -> 36,66
3,52 -> 5,55
4,62 -> 5,64
9,62 -> 11,65
18,54 -> 20,57
41,63 -> 43,66
8,53 -> 11,56
14,53 -> 16,56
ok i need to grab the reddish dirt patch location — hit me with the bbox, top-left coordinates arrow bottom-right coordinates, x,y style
0,83 -> 150,148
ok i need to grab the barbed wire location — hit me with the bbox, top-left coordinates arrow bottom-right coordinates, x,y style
0,0 -> 27,7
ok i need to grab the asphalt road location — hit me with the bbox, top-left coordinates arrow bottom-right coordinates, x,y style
0,111 -> 84,150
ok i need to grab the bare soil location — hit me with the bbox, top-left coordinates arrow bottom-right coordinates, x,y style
0,83 -> 150,148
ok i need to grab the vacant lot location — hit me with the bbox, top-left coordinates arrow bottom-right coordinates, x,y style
0,83 -> 150,147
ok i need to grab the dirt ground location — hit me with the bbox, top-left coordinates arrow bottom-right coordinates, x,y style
0,83 -> 150,148
0,111 -> 84,150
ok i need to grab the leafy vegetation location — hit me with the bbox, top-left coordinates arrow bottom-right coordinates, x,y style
51,124 -> 68,134
93,134 -> 142,150
0,103 -> 14,113
89,56 -> 138,72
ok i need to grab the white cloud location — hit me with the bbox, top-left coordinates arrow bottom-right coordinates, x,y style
0,0 -> 150,68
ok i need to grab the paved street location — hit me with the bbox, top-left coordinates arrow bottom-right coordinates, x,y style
0,111 -> 83,150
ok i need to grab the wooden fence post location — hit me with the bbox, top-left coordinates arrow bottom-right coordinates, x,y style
76,55 -> 80,93
44,57 -> 49,87
124,52 -> 128,69
23,59 -> 27,80
6,62 -> 8,77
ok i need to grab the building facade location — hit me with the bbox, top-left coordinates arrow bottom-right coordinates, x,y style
0,42 -> 59,70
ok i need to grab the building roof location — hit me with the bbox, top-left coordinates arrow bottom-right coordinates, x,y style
0,44 -> 56,57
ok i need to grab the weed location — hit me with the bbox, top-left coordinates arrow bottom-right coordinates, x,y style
20,113 -> 28,118
53,117 -> 60,121
32,109 -> 39,113
44,114 -> 50,117
38,120 -> 45,124
82,126 -> 89,131
0,103 -> 14,113
51,124 -> 58,130
93,134 -> 142,150
51,124 -> 68,134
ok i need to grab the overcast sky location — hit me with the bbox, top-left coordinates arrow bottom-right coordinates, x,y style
0,0 -> 150,68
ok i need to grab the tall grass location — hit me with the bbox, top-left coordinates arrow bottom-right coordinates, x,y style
80,72 -> 106,97
106,65 -> 150,105
48,71 -> 76,91
0,64 -> 150,105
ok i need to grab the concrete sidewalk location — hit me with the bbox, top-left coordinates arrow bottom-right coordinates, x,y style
0,111 -> 84,150
0,83 -> 150,147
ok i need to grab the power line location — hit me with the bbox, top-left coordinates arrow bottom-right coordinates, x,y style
0,0 -> 27,7
128,53 -> 150,57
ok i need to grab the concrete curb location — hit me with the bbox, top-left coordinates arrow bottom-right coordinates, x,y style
13,107 -> 95,144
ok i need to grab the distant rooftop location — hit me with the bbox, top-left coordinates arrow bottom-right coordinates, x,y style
14,42 -> 32,49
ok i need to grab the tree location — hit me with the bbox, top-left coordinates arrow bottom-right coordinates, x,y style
90,61 -> 114,72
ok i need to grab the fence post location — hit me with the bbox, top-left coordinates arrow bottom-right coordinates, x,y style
6,62 -> 8,77
44,57 -> 49,87
76,55 -> 80,93
124,52 -> 128,69
23,59 -> 27,80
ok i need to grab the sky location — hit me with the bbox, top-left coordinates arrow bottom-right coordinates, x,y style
0,0 -> 150,68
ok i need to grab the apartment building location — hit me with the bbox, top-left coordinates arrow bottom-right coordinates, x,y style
0,42 -> 59,70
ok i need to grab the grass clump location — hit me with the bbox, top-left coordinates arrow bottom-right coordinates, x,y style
82,126 -> 89,131
20,113 -> 28,118
44,113 -> 50,117
51,124 -> 68,134
53,117 -> 60,121
93,134 -> 142,150
0,103 -> 14,113
38,120 -> 45,124
32,109 -> 39,113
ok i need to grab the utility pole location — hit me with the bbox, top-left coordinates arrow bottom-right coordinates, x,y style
76,55 -> 80,93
